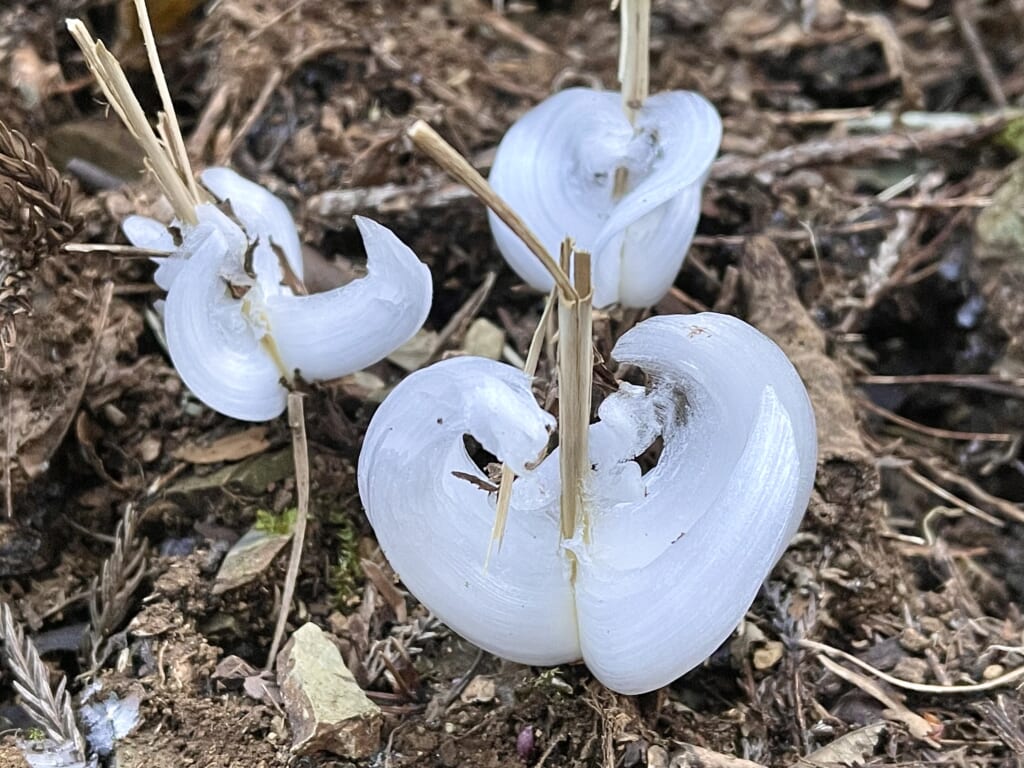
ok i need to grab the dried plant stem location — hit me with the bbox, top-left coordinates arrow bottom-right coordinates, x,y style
613,0 -> 650,198
266,391 -> 310,672
801,638 -> 1024,694
618,0 -> 650,124
409,121 -> 595,558
407,120 -> 575,298
0,603 -> 86,758
557,243 -> 593,545
131,0 -> 200,201
66,18 -> 198,223
487,288 -> 557,562
84,503 -> 148,670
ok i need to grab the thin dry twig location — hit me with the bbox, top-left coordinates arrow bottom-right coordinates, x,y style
266,391 -> 310,672
407,120 -> 574,298
487,287 -> 557,561
0,603 -> 86,758
952,0 -> 1007,108
858,396 -> 1016,443
802,638 -> 1024,695
83,503 -> 148,671
711,113 -> 1011,181
812,652 -> 939,745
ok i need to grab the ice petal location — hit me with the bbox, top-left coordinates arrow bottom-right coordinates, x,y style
200,166 -> 304,290
262,217 -> 432,381
359,356 -> 578,665
574,313 -> 817,693
162,205 -> 287,421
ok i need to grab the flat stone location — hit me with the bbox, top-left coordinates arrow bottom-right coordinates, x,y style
276,622 -> 381,758
463,318 -> 505,360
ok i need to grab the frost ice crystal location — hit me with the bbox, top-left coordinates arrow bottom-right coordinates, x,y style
123,168 -> 432,421
359,312 -> 817,694
488,88 -> 722,309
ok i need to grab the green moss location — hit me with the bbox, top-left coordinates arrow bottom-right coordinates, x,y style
996,116 -> 1024,156
253,507 -> 297,536
329,513 -> 363,607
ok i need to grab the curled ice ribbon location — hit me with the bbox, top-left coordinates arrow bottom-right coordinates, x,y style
358,312 -> 816,694
488,88 -> 722,309
123,167 -> 432,421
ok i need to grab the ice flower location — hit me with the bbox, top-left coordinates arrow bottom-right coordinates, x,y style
488,88 -> 722,309
124,168 -> 431,421
358,312 -> 816,694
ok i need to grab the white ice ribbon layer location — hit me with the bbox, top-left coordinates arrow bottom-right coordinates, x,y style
359,312 -> 817,694
488,88 -> 722,309
123,168 -> 432,421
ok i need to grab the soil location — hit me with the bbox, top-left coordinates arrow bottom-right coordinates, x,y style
2,0 -> 1024,766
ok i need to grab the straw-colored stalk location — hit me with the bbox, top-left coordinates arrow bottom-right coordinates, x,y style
487,287 -> 556,563
66,5 -> 199,223
556,243 -> 592,545
408,121 -> 575,299
407,121 -> 596,562
613,0 -> 651,198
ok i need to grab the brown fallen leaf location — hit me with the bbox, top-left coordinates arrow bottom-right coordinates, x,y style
172,426 -> 270,464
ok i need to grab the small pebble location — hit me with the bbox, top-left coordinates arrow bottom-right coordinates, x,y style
899,627 -> 931,653
516,726 -> 535,761
892,656 -> 929,684
983,664 -> 1004,680
647,744 -> 669,768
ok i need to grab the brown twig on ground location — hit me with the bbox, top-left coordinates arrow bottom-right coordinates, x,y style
0,603 -> 86,759
712,114 -> 1010,182
858,373 -> 1024,400
802,638 -> 1024,695
82,503 -> 148,671
858,396 -> 1016,443
266,391 -> 310,672
952,0 -> 1007,108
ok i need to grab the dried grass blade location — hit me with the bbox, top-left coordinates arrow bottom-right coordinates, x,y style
557,243 -> 592,546
486,288 -> 557,563
265,391 -> 310,671
65,19 -> 197,224
131,0 -> 199,200
407,120 -> 575,298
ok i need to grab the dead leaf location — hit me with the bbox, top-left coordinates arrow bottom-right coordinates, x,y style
360,559 -> 407,623
213,525 -> 292,595
172,426 -> 271,464
803,722 -> 887,766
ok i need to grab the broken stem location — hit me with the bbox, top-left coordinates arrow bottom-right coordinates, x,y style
557,241 -> 593,543
131,0 -> 200,201
408,120 -> 575,298
66,18 -> 198,224
487,288 -> 557,562
265,392 -> 310,672
613,0 -> 650,197
618,0 -> 650,124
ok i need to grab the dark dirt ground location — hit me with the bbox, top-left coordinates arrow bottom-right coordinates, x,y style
2,0 -> 1024,766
